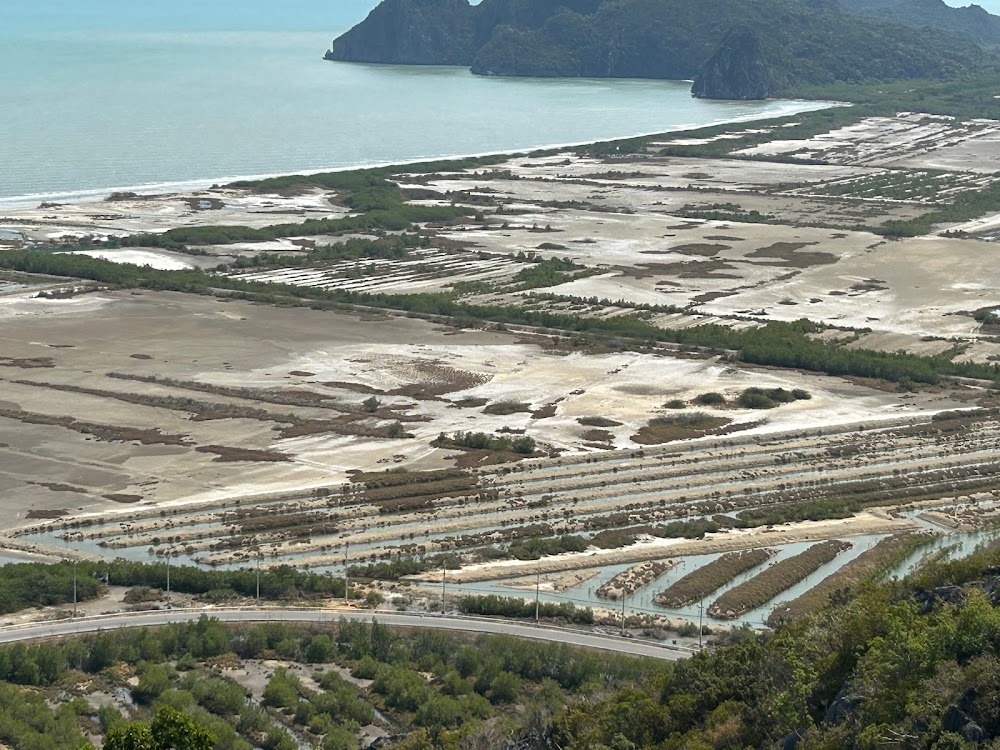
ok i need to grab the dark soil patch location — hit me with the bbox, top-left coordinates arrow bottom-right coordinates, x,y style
663,243 -> 731,257
704,235 -> 745,241
129,354 -> 154,360
196,445 -> 291,463
746,242 -> 836,268
104,494 -> 143,504
577,416 -> 622,427
449,397 -> 489,409
0,407 -> 191,446
483,401 -> 532,416
630,261 -> 741,280
0,357 -> 55,369
108,374 -> 346,410
390,362 -> 490,399
389,384 -> 448,402
691,291 -> 738,304
850,279 -> 889,293
631,413 -> 735,444
532,402 -> 560,419
276,414 -> 365,439
25,509 -> 70,519
288,371 -> 315,377
324,381 -> 384,395
15,379 -> 358,437
33,482 -> 87,494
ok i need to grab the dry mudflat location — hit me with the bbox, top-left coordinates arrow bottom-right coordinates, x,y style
0,288 -> 933,534
3,109 -> 1000,628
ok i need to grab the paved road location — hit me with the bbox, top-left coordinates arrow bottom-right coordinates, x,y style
0,608 -> 690,661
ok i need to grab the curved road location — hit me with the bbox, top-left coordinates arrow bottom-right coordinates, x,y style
0,608 -> 691,661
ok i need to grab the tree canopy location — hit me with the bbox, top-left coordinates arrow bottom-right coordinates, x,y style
99,708 -> 214,750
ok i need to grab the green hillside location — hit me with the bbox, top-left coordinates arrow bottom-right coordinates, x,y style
325,0 -> 997,99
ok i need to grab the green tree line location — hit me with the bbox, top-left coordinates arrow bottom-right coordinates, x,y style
4,250 -> 1000,387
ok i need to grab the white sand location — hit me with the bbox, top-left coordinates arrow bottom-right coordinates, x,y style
59,249 -> 194,271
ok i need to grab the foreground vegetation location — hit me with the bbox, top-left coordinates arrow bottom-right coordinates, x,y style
0,559 -> 350,615
0,616 -> 657,750
4,536 -> 1000,748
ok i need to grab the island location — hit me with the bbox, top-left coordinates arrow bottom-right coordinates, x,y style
324,0 -> 999,100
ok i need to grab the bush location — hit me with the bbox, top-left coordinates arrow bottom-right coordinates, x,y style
695,392 -> 726,406
737,389 -> 778,409
737,387 -> 811,409
123,586 -> 162,604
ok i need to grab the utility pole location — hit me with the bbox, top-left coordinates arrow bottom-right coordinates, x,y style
698,601 -> 704,650
255,550 -> 261,606
72,559 -> 77,619
534,569 -> 541,624
165,551 -> 171,610
621,592 -> 627,636
344,542 -> 350,606
441,563 -> 447,616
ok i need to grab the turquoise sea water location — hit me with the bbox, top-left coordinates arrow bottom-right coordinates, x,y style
1,6 -> 833,207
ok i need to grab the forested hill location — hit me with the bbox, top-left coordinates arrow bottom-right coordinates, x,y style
324,0 -> 997,100
841,0 -> 1000,48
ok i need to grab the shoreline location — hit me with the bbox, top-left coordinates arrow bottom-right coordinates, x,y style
0,98 -> 838,211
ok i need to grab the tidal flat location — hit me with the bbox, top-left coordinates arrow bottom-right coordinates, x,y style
4,107 -> 1000,628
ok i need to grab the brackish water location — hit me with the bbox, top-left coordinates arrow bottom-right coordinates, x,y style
1,26 -> 831,207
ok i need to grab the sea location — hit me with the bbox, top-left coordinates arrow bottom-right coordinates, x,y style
1,0 -> 836,208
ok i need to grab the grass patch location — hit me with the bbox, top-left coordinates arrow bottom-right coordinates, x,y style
767,532 -> 938,625
0,407 -> 191,446
483,401 -> 533,416
631,413 -> 731,444
654,549 -> 776,609
694,392 -> 727,406
195,445 -> 290,462
578,416 -> 623,427
709,540 -> 851,619
737,387 -> 811,410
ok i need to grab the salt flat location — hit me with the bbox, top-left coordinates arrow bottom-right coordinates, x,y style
0,290 -> 934,533
5,109 -> 1000,628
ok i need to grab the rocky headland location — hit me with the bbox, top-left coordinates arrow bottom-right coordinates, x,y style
325,0 -> 998,100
